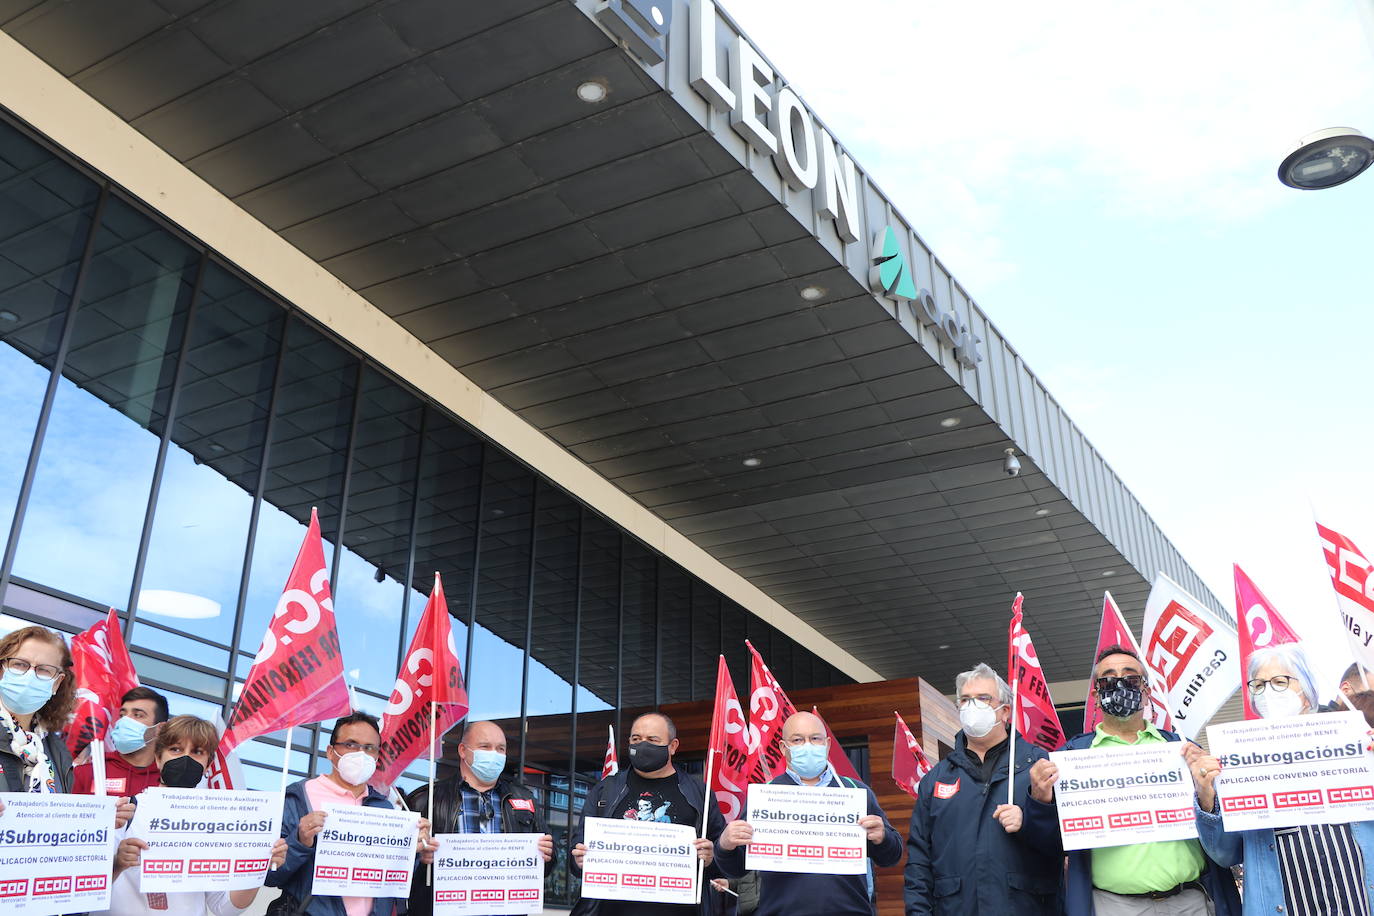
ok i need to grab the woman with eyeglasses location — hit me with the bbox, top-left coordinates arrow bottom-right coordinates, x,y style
0,624 -> 77,793
1189,642 -> 1374,915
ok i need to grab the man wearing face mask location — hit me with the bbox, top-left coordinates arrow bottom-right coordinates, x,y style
1187,642 -> 1374,915
404,720 -> 553,916
73,686 -> 170,796
903,663 -> 1061,914
716,711 -> 902,916
571,712 -> 725,916
268,711 -> 435,915
1027,646 -> 1241,916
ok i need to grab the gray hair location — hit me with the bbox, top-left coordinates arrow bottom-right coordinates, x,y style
1247,643 -> 1319,711
955,663 -> 1013,707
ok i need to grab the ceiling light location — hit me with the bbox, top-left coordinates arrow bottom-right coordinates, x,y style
1034,508 -> 1050,517
1279,128 -> 1373,189
937,644 -> 950,650
742,457 -> 762,468
649,4 -> 665,26
1101,570 -> 1116,577
939,416 -> 960,428
0,309 -> 19,323
208,442 -> 225,453
137,589 -> 222,620
576,80 -> 609,103
799,285 -> 825,301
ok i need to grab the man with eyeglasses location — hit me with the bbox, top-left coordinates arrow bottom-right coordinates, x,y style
571,712 -> 724,915
1026,645 -> 1240,916
268,711 -> 435,915
405,720 -> 553,916
717,710 -> 902,916
903,663 -> 1061,914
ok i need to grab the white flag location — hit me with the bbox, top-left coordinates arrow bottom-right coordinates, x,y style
1140,572 -> 1239,740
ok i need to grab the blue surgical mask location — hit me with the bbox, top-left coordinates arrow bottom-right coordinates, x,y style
469,748 -> 506,784
786,743 -> 829,780
111,715 -> 151,754
0,668 -> 55,716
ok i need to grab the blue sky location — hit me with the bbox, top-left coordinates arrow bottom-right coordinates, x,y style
720,0 -> 1374,692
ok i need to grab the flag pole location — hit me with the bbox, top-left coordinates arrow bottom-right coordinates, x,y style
1007,671 -> 1018,807
696,747 -> 716,904
93,741 -> 107,796
427,698 -> 437,887
280,725 -> 293,793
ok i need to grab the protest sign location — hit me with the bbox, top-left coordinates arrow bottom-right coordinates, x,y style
580,818 -> 697,904
312,804 -> 419,898
1208,711 -> 1374,831
433,833 -> 543,915
743,783 -> 866,875
1047,744 -> 1197,850
0,793 -> 115,916
128,788 -> 282,892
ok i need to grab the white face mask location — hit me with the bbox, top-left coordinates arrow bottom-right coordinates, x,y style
334,751 -> 377,786
1254,687 -> 1305,719
959,703 -> 1002,738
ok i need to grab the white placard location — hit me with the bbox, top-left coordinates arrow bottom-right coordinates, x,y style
312,803 -> 419,898
128,788 -> 282,892
580,818 -> 697,904
0,793 -> 115,915
1048,743 -> 1197,850
744,783 -> 867,875
1208,711 -> 1374,831
433,833 -> 543,915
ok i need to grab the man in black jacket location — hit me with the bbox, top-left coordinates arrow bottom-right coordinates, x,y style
903,662 -> 1061,915
405,720 -> 553,916
571,712 -> 724,915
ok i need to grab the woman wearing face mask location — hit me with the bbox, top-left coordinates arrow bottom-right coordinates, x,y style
96,715 -> 288,915
0,625 -> 77,793
1189,642 -> 1374,915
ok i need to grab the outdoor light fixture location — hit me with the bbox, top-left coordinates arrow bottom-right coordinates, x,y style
939,416 -> 960,428
1034,508 -> 1050,517
1278,128 -> 1374,189
937,644 -> 950,650
742,456 -> 762,468
576,80 -> 609,103
799,285 -> 825,301
1101,570 -> 1116,577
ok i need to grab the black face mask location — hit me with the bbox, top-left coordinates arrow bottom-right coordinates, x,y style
160,755 -> 206,789
1098,678 -> 1144,719
627,741 -> 671,773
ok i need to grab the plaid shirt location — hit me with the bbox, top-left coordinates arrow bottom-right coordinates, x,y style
456,783 -> 502,834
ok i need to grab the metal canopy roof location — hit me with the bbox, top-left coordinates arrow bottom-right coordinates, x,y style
0,0 -> 1221,689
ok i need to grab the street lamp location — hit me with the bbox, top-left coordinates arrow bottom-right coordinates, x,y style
1277,127 -> 1374,189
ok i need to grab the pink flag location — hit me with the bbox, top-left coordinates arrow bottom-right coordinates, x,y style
375,573 -> 469,789
744,642 -> 798,784
1083,593 -> 1147,734
602,725 -> 618,779
707,656 -> 753,820
1008,594 -> 1065,750
812,706 -> 861,782
213,509 -> 351,783
1317,522 -> 1374,676
1234,565 -> 1301,719
66,609 -> 140,759
892,711 -> 932,798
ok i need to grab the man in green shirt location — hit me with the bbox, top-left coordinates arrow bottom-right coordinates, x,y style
1026,646 -> 1240,915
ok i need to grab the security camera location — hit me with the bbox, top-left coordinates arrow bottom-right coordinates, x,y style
1003,448 -> 1022,477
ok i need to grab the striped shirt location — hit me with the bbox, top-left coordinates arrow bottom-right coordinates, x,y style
456,784 -> 501,835
1274,823 -> 1370,916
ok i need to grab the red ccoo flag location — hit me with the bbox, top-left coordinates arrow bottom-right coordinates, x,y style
892,711 -> 932,798
602,725 -> 618,779
1008,593 -> 1065,751
707,656 -> 753,820
66,609 -> 140,760
812,706 -> 861,782
1083,592 -> 1149,734
1234,564 -> 1302,720
1316,522 -> 1374,678
744,641 -> 798,784
374,573 -> 468,789
212,508 -> 351,786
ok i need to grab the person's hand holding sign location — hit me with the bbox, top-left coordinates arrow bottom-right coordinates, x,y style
1029,759 -> 1058,803
1183,743 -> 1222,813
537,833 -> 554,862
719,819 -> 753,850
297,809 -> 329,846
693,837 -> 715,865
859,815 -> 886,844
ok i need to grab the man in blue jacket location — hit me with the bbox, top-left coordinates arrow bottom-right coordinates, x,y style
1026,646 -> 1241,916
903,662 -> 1061,914
717,710 -> 903,915
267,711 -> 434,916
